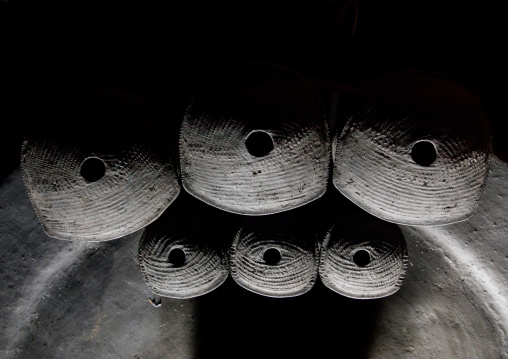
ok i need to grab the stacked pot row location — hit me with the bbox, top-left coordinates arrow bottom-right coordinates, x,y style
137,200 -> 408,299
20,63 -> 492,243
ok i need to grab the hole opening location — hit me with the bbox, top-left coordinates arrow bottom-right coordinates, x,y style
263,248 -> 281,265
353,249 -> 371,267
245,131 -> 274,157
168,248 -> 186,267
411,140 -> 437,166
80,157 -> 106,182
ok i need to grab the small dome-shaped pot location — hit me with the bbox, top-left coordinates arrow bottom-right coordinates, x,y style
138,209 -> 229,299
230,212 -> 319,297
319,208 -> 408,299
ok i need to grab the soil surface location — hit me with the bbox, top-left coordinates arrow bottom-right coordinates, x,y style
1,157 -> 507,358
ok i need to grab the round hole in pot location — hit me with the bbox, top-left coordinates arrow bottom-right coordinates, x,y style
80,157 -> 106,182
411,140 -> 437,166
168,248 -> 186,267
353,249 -> 371,267
246,131 -> 274,157
263,248 -> 281,265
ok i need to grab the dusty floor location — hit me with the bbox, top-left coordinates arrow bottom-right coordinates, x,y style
1,157 -> 507,358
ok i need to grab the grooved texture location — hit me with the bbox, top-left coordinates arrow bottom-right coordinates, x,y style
319,211 -> 408,299
230,215 -> 318,297
19,90 -> 180,241
138,214 -> 229,299
21,137 -> 180,241
333,70 -> 492,226
180,63 -> 330,215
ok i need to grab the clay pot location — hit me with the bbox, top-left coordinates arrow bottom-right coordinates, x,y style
180,63 -> 330,215
138,206 -> 229,299
20,90 -> 180,241
333,70 -> 492,225
230,212 -> 319,297
319,207 -> 408,299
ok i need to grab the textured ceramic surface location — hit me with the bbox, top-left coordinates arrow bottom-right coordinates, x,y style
180,63 -> 331,215
230,213 -> 319,297
138,210 -> 229,299
20,92 -> 180,241
319,208 -> 408,299
333,70 -> 492,226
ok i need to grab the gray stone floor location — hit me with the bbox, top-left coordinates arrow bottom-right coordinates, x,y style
1,157 -> 507,358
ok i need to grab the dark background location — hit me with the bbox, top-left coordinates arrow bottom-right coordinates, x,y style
1,1 -> 507,358
2,0 -> 508,183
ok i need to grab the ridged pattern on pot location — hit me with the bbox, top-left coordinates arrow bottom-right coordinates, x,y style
230,216 -> 318,297
20,137 -> 180,241
180,64 -> 330,215
138,221 -> 229,299
333,71 -> 492,226
319,223 -> 408,299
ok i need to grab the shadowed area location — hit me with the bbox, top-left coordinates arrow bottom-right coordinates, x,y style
1,0 -> 508,357
194,277 -> 381,359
